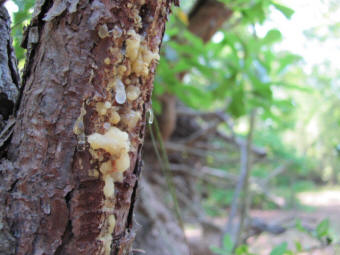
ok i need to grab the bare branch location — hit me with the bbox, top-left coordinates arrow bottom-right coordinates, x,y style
222,110 -> 256,248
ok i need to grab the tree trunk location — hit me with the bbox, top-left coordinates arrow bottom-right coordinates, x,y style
0,5 -> 20,254
0,4 -> 20,144
0,1 -> 176,254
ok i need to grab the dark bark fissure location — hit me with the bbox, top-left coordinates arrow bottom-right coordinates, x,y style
55,219 -> 73,255
6,42 -> 19,91
55,189 -> 74,255
126,145 -> 143,229
8,178 -> 17,193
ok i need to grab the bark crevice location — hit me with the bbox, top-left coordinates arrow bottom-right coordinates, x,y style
55,189 -> 74,255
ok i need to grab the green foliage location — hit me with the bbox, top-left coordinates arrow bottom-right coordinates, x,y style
154,0 -> 340,222
316,219 -> 330,239
210,235 -> 233,255
210,235 -> 256,255
217,0 -> 294,23
270,243 -> 289,255
296,218 -> 334,246
212,225 -> 335,255
10,0 -> 35,67
211,235 -> 296,255
294,241 -> 302,253
156,4 -> 300,120
235,245 -> 256,255
295,219 -> 308,234
271,2 -> 294,18
204,188 -> 234,216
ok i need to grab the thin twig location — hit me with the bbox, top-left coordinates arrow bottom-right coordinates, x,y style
234,110 -> 257,250
222,110 -> 256,251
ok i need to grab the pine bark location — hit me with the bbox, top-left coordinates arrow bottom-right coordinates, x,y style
0,5 -> 19,144
0,5 -> 20,254
0,1 -> 176,254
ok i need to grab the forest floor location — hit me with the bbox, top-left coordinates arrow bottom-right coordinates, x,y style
185,187 -> 340,255
248,187 -> 340,255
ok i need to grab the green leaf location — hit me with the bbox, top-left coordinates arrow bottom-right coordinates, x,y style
270,242 -> 287,255
242,2 -> 266,24
295,241 -> 303,252
183,30 -> 205,49
210,245 -> 230,255
276,53 -> 301,74
263,29 -> 282,45
235,245 -> 248,255
171,59 -> 192,73
248,74 -> 273,101
228,85 -> 246,118
165,27 -> 179,37
152,99 -> 162,114
271,2 -> 294,18
273,82 -> 312,92
222,234 -> 233,252
316,219 -> 330,239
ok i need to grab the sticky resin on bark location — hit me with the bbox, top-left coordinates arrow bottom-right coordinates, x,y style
88,127 -> 131,255
88,127 -> 130,157
97,214 -> 116,255
121,110 -> 141,130
87,126 -> 131,187
96,101 -> 111,116
109,110 -> 120,125
125,29 -> 160,77
126,85 -> 141,101
86,16 -> 159,254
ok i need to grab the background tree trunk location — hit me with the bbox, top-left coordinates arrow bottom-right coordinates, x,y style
134,1 -> 233,254
0,1 -> 176,254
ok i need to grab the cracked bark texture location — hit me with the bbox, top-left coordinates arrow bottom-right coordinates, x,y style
0,0 -> 176,254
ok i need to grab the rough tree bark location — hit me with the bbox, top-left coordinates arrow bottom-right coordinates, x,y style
0,4 -> 19,144
0,5 -> 20,254
0,0 -> 177,254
